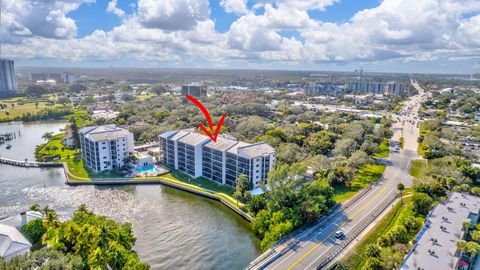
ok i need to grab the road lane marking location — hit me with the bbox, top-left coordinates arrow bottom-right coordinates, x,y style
304,189 -> 397,269
348,185 -> 388,220
270,186 -> 378,269
287,242 -> 322,270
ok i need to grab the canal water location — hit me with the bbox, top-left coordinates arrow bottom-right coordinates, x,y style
0,121 -> 260,269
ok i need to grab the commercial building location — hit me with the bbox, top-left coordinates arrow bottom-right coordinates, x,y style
80,125 -> 134,173
0,59 -> 17,93
181,84 -> 207,97
400,192 -> 480,270
29,72 -> 76,84
387,82 -> 405,95
304,83 -> 345,96
348,82 -> 385,94
159,129 -> 275,189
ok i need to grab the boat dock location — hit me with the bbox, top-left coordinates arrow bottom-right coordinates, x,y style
0,157 -> 62,168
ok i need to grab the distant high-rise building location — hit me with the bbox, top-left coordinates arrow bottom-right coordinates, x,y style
305,83 -> 345,96
387,82 -> 405,95
348,82 -> 385,94
181,84 -> 207,97
0,59 -> 17,94
28,72 -> 76,84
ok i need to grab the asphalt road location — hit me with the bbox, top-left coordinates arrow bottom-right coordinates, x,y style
251,82 -> 427,270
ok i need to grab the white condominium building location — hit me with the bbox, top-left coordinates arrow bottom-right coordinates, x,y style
80,125 -> 134,173
159,129 -> 276,189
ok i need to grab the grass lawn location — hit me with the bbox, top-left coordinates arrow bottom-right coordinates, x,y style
37,134 -> 78,160
417,142 -> 426,157
161,171 -> 235,196
137,94 -> 156,101
0,101 -> 63,121
342,192 -> 422,269
409,159 -> 427,178
65,109 -> 93,127
333,163 -> 386,203
373,139 -> 389,158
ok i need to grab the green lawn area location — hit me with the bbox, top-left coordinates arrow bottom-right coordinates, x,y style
161,171 -> 235,196
65,109 -> 93,127
409,159 -> 427,178
0,101 -> 63,121
333,163 -> 386,203
342,192 -> 422,269
373,139 -> 389,158
137,94 -> 156,101
36,134 -> 78,160
417,142 -> 426,157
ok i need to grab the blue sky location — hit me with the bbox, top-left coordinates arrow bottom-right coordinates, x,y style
3,0 -> 480,74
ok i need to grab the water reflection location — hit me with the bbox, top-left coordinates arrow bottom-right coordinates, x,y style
0,121 -> 259,269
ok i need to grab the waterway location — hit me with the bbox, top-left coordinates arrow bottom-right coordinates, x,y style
0,121 -> 259,269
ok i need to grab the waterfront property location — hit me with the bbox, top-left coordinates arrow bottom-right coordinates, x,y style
159,129 -> 276,189
0,211 -> 43,230
0,211 -> 43,261
400,192 -> 480,270
79,125 -> 134,173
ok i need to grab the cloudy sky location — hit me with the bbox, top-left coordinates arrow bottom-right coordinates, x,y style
1,0 -> 480,73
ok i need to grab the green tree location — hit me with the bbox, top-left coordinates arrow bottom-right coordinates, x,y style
21,219 -> 46,244
29,203 -> 41,212
412,192 -> 433,215
397,183 -> 405,203
233,173 -> 251,204
366,244 -> 382,258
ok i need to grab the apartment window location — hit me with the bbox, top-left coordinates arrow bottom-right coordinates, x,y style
102,147 -> 106,149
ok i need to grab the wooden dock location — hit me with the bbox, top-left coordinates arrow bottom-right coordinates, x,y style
0,157 -> 62,168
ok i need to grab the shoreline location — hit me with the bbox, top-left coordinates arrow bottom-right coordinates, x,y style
0,158 -> 253,222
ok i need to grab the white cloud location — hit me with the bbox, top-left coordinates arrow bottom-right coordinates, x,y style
2,0 -> 480,70
0,0 -> 93,41
107,0 -> 126,17
220,0 -> 248,15
137,0 -> 210,31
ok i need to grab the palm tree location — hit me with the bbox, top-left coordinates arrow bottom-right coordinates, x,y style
464,221 -> 472,235
42,132 -> 53,141
466,241 -> 480,262
43,210 -> 60,229
457,240 -> 467,259
472,230 -> 480,243
97,225 -> 113,249
397,183 -> 405,203
29,203 -> 41,212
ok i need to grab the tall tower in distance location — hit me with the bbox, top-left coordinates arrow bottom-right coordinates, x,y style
0,59 -> 17,94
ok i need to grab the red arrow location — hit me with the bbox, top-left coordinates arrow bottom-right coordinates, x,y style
186,95 -> 227,142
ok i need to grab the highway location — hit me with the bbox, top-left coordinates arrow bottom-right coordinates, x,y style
249,81 -> 428,270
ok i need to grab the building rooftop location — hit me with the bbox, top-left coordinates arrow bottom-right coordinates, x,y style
0,211 -> 43,230
80,125 -> 131,142
169,130 -> 192,141
0,224 -> 31,258
400,192 -> 480,270
227,141 -> 250,155
204,136 -> 238,152
178,132 -> 210,146
160,129 -> 275,157
238,142 -> 276,159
